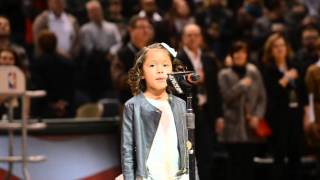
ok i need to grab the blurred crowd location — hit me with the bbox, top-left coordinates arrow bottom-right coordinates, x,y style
1,0 -> 320,179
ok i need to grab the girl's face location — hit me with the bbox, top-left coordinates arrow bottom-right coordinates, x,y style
0,50 -> 15,65
232,49 -> 247,66
142,48 -> 173,94
271,37 -> 287,60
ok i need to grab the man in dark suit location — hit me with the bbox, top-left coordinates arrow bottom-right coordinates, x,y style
177,23 -> 223,179
111,16 -> 154,103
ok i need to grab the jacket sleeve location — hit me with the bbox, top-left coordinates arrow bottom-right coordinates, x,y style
218,70 -> 247,105
121,103 -> 135,179
252,70 -> 267,118
305,67 -> 316,94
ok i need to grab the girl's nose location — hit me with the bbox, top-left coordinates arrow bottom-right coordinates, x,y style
157,67 -> 164,73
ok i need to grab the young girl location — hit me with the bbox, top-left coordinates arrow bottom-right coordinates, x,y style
121,43 -> 189,180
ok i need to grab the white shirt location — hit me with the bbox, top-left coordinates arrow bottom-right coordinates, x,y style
80,21 -> 122,54
183,47 -> 207,106
48,12 -> 73,53
183,47 -> 202,73
145,98 -> 179,180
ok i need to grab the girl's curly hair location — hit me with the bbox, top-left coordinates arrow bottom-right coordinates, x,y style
128,43 -> 185,96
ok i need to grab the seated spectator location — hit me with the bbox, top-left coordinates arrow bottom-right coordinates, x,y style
0,16 -> 29,77
0,47 -> 24,69
31,30 -> 75,118
32,0 -> 80,59
0,47 -> 27,118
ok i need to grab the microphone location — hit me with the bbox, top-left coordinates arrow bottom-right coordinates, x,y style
167,71 -> 200,83
167,71 -> 199,94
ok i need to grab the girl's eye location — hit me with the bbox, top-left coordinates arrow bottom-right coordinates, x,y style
163,64 -> 169,67
149,64 -> 155,67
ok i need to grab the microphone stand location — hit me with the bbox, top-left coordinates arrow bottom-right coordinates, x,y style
167,72 -> 197,180
185,86 -> 196,180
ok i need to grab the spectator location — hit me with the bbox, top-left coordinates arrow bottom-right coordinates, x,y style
0,47 -> 28,118
105,0 -> 128,39
235,0 -> 265,42
252,1 -> 288,56
177,23 -> 223,180
31,30 -> 75,118
111,16 -> 154,104
218,41 -> 266,180
156,0 -> 195,49
298,0 -> 320,16
261,33 -> 307,180
136,0 -> 165,44
32,0 -> 80,59
305,38 -> 320,178
79,0 -> 122,55
0,16 -> 29,77
0,47 -> 26,73
76,0 -> 122,102
294,27 -> 319,78
284,1 -> 308,50
137,0 -> 163,23
195,0 -> 234,60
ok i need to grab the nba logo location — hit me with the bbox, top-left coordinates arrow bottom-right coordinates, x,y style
8,71 -> 17,89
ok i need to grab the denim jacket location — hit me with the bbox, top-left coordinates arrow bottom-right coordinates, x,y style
121,93 -> 189,179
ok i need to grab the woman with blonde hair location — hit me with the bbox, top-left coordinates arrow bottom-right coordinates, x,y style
262,33 -> 307,180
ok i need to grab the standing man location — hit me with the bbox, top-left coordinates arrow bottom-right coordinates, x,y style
111,16 -> 154,103
76,0 -> 122,101
33,0 -> 79,59
177,23 -> 223,180
79,0 -> 122,55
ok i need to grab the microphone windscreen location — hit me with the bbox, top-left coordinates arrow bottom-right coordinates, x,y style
190,73 -> 200,81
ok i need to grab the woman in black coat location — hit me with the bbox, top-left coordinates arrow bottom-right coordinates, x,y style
261,33 -> 307,180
